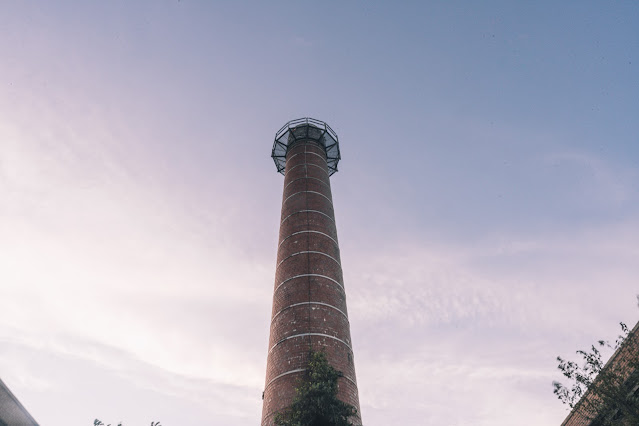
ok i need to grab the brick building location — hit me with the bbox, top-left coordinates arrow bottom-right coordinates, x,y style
261,118 -> 362,425
561,321 -> 639,425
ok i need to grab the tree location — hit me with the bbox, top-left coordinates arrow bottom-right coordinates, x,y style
274,350 -> 358,426
553,322 -> 639,425
94,420 -> 161,426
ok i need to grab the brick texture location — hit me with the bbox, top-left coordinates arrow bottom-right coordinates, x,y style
261,137 -> 362,425
561,321 -> 639,425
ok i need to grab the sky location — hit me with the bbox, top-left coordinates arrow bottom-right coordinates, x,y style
0,1 -> 638,425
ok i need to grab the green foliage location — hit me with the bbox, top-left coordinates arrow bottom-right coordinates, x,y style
274,351 -> 358,426
94,419 -> 160,426
553,322 -> 639,425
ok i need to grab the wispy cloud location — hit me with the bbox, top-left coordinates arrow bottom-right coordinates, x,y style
544,149 -> 637,205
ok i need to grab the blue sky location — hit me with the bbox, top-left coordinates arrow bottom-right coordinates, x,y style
1,1 -> 638,425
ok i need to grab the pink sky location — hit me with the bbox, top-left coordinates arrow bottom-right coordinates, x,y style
1,2 -> 638,425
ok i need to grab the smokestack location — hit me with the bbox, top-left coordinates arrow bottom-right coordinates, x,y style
261,118 -> 362,425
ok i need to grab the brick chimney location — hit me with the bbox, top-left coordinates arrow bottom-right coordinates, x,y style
261,118 -> 362,425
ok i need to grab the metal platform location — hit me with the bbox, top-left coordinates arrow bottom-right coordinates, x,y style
271,118 -> 340,176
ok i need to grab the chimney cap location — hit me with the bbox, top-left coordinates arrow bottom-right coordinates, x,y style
271,118 -> 340,176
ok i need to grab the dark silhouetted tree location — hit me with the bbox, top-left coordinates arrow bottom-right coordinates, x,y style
275,351 -> 358,426
553,322 -> 639,425
94,419 -> 160,426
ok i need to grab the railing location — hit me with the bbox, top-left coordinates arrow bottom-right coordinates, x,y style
275,117 -> 339,144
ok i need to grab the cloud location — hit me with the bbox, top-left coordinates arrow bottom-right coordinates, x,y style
544,149 -> 637,205
292,36 -> 313,47
0,116 -> 274,393
356,339 -> 563,426
341,220 -> 639,425
0,336 -> 260,425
